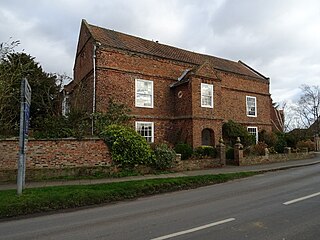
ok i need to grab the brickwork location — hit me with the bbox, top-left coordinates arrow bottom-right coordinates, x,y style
0,140 -> 19,169
97,48 -> 193,80
70,20 -> 277,149
170,118 -> 194,145
89,47 -> 273,148
220,72 -> 272,130
96,69 -> 176,117
74,23 -> 94,84
0,139 -> 111,170
191,119 -> 223,147
172,82 -> 192,117
173,158 -> 222,171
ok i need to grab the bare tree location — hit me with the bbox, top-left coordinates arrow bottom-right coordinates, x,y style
293,84 -> 320,134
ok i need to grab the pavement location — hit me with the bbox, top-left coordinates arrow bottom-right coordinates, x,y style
1,153 -> 320,191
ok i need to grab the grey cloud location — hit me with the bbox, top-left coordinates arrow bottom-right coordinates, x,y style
0,0 -> 319,104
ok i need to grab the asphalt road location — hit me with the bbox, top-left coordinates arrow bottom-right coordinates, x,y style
0,164 -> 319,240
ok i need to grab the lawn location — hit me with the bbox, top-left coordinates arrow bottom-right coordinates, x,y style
0,172 -> 259,219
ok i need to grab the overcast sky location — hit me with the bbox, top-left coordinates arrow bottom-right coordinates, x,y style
1,0 -> 319,104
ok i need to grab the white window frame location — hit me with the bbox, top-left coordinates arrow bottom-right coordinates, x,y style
246,96 -> 257,117
135,121 -> 154,143
201,83 -> 213,108
247,126 -> 258,144
135,79 -> 154,108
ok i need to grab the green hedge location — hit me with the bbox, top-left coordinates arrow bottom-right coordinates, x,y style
194,146 -> 217,158
174,143 -> 193,160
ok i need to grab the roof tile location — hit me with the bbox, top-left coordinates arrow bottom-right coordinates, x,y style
86,21 -> 268,81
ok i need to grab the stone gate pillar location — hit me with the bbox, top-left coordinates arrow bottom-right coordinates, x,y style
234,137 -> 243,166
216,138 -> 226,166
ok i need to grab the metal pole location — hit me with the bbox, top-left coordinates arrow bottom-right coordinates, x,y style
17,79 -> 25,195
92,44 -> 97,135
22,107 -> 26,189
17,78 -> 31,195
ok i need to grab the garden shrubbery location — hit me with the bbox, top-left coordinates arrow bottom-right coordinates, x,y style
32,110 -> 91,139
93,98 -> 131,134
246,142 -> 268,156
194,146 -> 217,159
174,143 -> 193,160
152,144 -> 176,170
101,124 -> 153,168
222,120 -> 255,147
273,132 -> 287,153
259,130 -> 278,148
296,140 -> 315,151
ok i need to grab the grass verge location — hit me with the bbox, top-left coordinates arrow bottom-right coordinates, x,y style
0,172 -> 259,219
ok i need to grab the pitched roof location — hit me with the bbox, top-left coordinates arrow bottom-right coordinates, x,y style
83,20 -> 269,81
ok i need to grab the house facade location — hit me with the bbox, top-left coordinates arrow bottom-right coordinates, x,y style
66,19 -> 281,147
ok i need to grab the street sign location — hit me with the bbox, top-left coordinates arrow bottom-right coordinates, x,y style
17,78 -> 31,195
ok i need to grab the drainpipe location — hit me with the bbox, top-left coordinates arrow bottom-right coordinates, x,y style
92,42 -> 100,135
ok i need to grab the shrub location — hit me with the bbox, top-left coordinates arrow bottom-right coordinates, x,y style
268,147 -> 277,154
101,124 -> 153,168
194,146 -> 217,158
296,140 -> 315,151
152,144 -> 176,170
259,130 -> 278,147
174,143 -> 193,160
222,120 -> 255,147
93,98 -> 131,134
32,110 -> 91,139
274,132 -> 287,153
286,129 -> 312,147
284,132 -> 298,148
247,142 -> 268,156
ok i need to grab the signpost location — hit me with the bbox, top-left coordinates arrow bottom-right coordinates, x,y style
17,78 -> 31,195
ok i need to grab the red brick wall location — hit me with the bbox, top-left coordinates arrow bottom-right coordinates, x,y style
72,29 -> 274,147
173,82 -> 192,117
171,119 -> 194,145
74,21 -> 94,84
95,47 -> 192,118
219,72 -> 272,133
0,139 -> 111,170
192,119 -> 223,147
96,47 -> 193,80
191,76 -> 223,119
71,21 -> 96,113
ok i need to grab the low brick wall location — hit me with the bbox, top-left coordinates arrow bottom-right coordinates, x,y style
0,166 -> 117,183
172,158 -> 222,171
239,152 -> 316,166
0,138 -> 112,170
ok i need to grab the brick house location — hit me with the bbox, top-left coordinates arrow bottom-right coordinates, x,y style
65,19 -> 282,148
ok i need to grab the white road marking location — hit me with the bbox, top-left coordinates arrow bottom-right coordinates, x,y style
150,218 -> 235,240
283,192 -> 320,205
